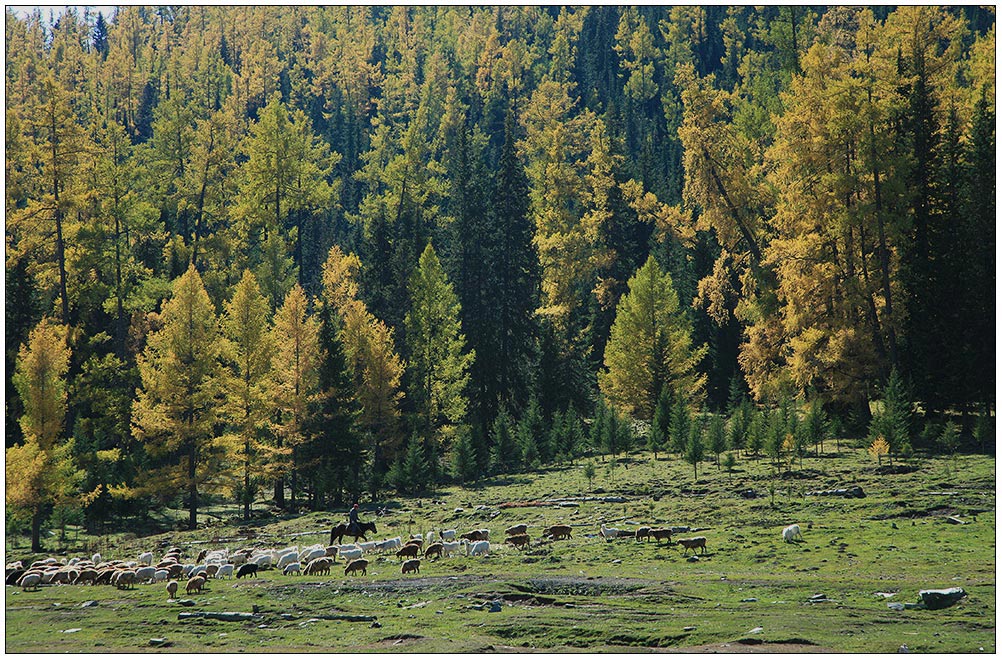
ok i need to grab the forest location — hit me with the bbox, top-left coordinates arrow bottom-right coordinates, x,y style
4,6 -> 995,550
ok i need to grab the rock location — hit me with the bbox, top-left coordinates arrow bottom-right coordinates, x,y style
946,516 -> 967,525
888,603 -> 905,611
149,638 -> 170,647
686,556 -> 699,563
898,644 -> 909,653
808,593 -> 827,601
62,629 -> 81,634
683,626 -> 696,632
740,598 -> 758,603
845,485 -> 865,498
747,626 -> 764,634
370,621 -> 382,629
671,526 -> 691,533
488,600 -> 502,613
919,587 -> 966,610
79,601 -> 98,608
738,489 -> 759,499
178,599 -> 196,606
611,559 -> 622,564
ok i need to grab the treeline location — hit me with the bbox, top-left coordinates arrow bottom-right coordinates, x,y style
4,7 -> 995,547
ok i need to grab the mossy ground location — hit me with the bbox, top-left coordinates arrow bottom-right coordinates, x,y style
5,448 -> 995,653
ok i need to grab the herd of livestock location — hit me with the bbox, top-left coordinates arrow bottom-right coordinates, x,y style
6,521 -> 804,598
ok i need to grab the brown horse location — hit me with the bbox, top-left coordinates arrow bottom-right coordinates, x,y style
330,521 -> 377,545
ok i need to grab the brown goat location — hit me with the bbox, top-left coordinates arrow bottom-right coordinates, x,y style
424,542 -> 444,559
504,524 -> 528,536
185,575 -> 206,594
635,526 -> 652,542
650,528 -> 673,544
396,544 -> 420,559
460,530 -> 488,542
166,580 -> 178,599
344,559 -> 368,576
505,534 -> 531,550
676,536 -> 707,556
543,524 -> 573,540
401,559 -> 420,574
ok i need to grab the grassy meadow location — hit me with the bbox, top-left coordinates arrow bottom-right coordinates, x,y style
5,447 -> 995,653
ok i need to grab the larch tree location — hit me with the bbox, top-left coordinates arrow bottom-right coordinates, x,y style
133,265 -> 228,530
405,242 -> 474,454
600,255 -> 707,420
8,318 -> 87,551
270,283 -> 320,509
220,270 -> 275,520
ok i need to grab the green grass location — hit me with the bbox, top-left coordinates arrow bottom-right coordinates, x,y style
5,449 -> 995,653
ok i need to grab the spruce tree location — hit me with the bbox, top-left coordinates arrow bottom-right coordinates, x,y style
648,384 -> 671,459
708,415 -> 726,466
685,421 -> 704,481
451,428 -> 478,485
669,393 -> 691,455
868,368 -> 912,463
489,410 -> 518,475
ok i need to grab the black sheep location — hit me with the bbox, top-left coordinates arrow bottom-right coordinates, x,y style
236,562 -> 258,579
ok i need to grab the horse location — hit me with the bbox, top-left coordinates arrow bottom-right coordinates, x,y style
330,521 -> 377,545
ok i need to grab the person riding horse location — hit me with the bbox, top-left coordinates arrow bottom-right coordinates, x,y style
348,503 -> 361,536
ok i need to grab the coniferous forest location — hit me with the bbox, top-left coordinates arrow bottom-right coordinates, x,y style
5,6 -> 995,550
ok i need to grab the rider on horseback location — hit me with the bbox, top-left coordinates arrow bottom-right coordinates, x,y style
348,503 -> 361,536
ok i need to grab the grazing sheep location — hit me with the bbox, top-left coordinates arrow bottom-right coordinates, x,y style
358,541 -> 377,553
18,573 -> 42,591
74,569 -> 98,585
138,552 -> 154,566
650,528 -> 673,544
782,524 -> 803,543
196,549 -> 208,563
339,547 -> 363,561
135,566 -> 157,583
235,563 -> 258,579
41,571 -> 59,585
425,531 -> 436,545
6,569 -> 26,586
115,570 -> 137,589
300,547 -> 326,564
277,551 -> 299,569
154,569 -> 169,583
187,564 -> 208,578
635,527 -> 652,542
275,546 -> 299,563
676,537 -> 707,556
205,564 -> 220,578
56,569 -> 80,584
344,559 -> 368,576
283,562 -> 302,576
396,544 -> 420,559
460,530 -> 488,542
424,542 -> 445,559
441,541 -> 462,557
304,558 -> 332,576
401,559 -> 420,574
464,540 -> 490,557
439,529 -> 457,542
505,524 -> 528,537
166,580 -> 178,599
185,575 -> 206,595
215,564 -> 234,580
600,524 -> 623,540
91,553 -> 101,565
376,537 -> 402,553
325,545 -> 340,557
93,569 -> 117,585
505,534 -> 531,550
543,525 -> 573,540
405,537 -> 423,549
167,564 -> 185,579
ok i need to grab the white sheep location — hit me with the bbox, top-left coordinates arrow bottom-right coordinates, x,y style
273,546 -> 298,563
464,540 -> 490,557
135,566 -> 157,583
277,551 -> 299,569
358,541 -> 376,553
339,547 -> 363,561
187,564 -> 208,577
376,537 -> 402,553
283,562 -> 302,576
297,545 -> 321,562
182,564 -> 194,576
91,553 -> 101,565
215,564 -> 234,579
138,552 -> 154,566
18,573 -> 42,590
782,524 -> 803,543
425,531 -> 436,544
439,529 -> 457,542
154,569 -> 169,583
249,554 -> 272,568
442,541 -> 462,557
300,547 -> 326,563
600,524 -> 622,540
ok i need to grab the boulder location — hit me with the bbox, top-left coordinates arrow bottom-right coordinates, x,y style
919,588 -> 966,610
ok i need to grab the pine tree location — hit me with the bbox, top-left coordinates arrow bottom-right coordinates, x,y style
517,395 -> 546,468
867,368 -> 912,463
648,385 -> 671,459
451,427 -> 478,485
220,270 -> 275,520
669,393 -> 692,455
405,242 -> 474,451
133,266 -> 227,530
600,255 -> 707,420
489,409 -> 517,474
708,415 -> 727,466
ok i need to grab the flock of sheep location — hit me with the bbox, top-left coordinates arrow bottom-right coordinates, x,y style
5,522 -> 806,597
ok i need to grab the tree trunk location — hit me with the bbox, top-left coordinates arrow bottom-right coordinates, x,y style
188,440 -> 198,530
243,439 -> 251,521
31,509 -> 43,553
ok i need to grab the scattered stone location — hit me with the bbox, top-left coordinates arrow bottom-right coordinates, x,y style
747,626 -> 764,634
946,516 -> 967,525
564,604 -> 575,609
888,603 -> 905,611
79,601 -> 98,608
454,508 -> 464,514
919,587 -> 966,610
875,592 -> 898,599
683,626 -> 696,632
738,489 -> 759,499
370,621 -> 382,629
149,638 -> 171,647
488,600 -> 502,613
686,556 -> 699,563
806,486 -> 865,498
178,599 -> 196,606
671,526 -> 691,533
898,644 -> 909,653
61,628 -> 81,634
740,598 -> 758,603
611,559 -> 622,564
435,611 -> 444,615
